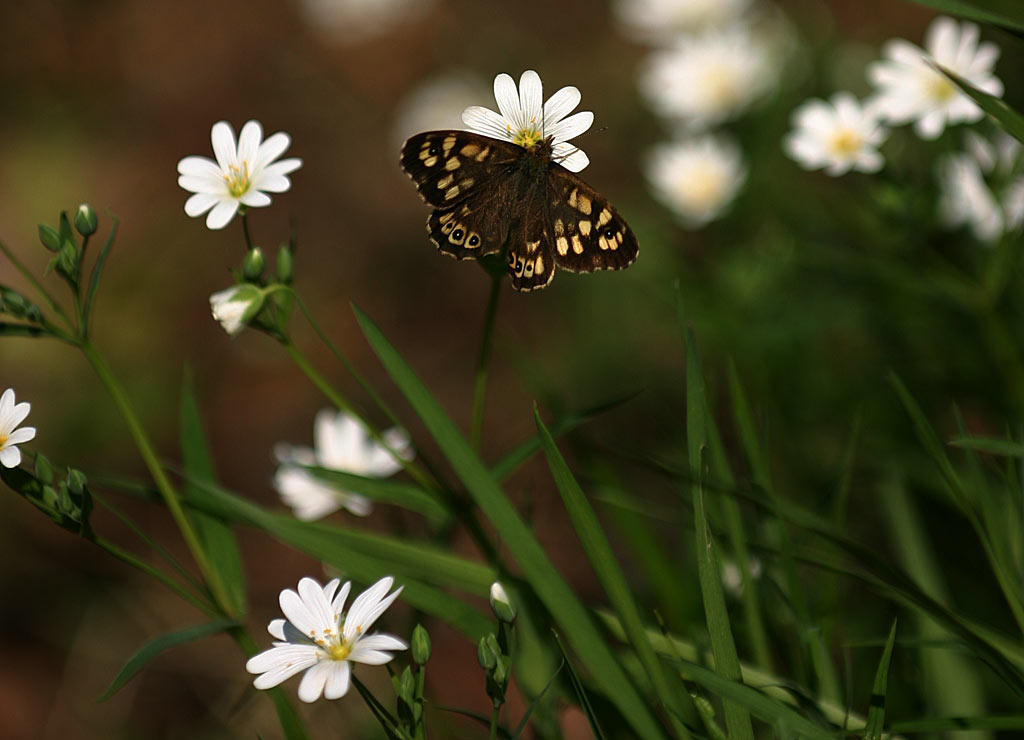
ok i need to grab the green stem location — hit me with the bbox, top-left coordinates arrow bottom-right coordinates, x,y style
80,342 -> 235,615
241,211 -> 254,250
0,239 -> 73,330
489,701 -> 501,740
472,272 -> 502,452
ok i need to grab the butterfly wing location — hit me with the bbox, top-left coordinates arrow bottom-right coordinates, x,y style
506,187 -> 557,292
544,166 -> 639,274
401,131 -> 522,260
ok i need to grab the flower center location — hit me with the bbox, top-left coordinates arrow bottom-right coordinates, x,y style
511,123 -> 543,149
702,70 -> 741,109
675,165 -> 727,209
0,434 -> 7,447
225,161 -> 252,198
828,129 -> 863,158
925,71 -> 957,102
327,640 -> 352,661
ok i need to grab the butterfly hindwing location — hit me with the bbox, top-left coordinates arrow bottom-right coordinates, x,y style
428,201 -> 506,260
506,188 -> 557,292
401,131 -> 517,208
545,167 -> 639,274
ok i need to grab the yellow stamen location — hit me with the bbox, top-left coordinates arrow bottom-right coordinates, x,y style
513,127 -> 542,149
926,70 -> 957,102
327,641 -> 352,661
224,161 -> 252,198
828,129 -> 863,157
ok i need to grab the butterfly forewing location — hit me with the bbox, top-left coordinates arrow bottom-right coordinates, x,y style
401,130 -> 638,292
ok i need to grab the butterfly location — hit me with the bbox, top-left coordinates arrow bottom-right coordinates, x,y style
400,130 -> 639,292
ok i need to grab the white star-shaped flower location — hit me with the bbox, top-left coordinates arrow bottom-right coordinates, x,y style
0,388 -> 36,469
640,24 -> 778,128
614,0 -> 752,41
646,135 -> 747,227
177,120 -> 302,230
867,16 -> 1003,140
246,576 -> 407,703
784,93 -> 888,176
461,70 -> 594,172
273,409 -> 414,521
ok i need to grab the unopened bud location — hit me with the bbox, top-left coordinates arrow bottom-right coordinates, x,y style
38,224 -> 61,252
411,624 -> 431,665
67,468 -> 88,496
276,244 -> 294,284
477,635 -> 497,670
242,247 -> 265,281
74,203 -> 98,236
489,582 -> 516,623
34,453 -> 54,485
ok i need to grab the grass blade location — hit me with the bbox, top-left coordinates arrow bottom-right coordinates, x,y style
864,620 -> 898,740
937,64 -> 1024,142
910,0 -> 1024,34
353,304 -> 666,739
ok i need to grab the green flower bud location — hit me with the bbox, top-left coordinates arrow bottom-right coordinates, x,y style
34,453 -> 54,485
276,244 -> 294,284
56,241 -> 78,279
477,635 -> 497,670
242,247 -> 265,281
411,624 -> 431,665
399,666 -> 416,704
38,224 -> 61,252
67,468 -> 88,496
489,582 -> 516,623
74,203 -> 98,236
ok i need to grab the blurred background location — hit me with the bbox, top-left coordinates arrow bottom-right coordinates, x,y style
2,0 -> 1023,737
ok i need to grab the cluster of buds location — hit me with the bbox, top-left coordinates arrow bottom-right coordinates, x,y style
479,582 -> 517,709
209,242 -> 295,339
0,452 -> 92,537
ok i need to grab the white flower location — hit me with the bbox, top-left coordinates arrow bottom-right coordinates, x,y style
784,93 -> 888,176
721,557 -> 762,597
209,284 -> 264,337
614,0 -> 751,41
646,135 -> 746,227
393,71 -> 489,148
177,120 -> 302,230
867,16 -> 1003,140
938,132 -> 1024,243
273,409 -> 414,521
299,0 -> 432,45
461,70 -> 594,172
0,389 -> 35,469
640,24 -> 778,128
246,576 -> 407,703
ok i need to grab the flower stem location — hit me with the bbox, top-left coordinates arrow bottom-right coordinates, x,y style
489,701 -> 500,740
472,272 -> 502,451
0,239 -> 73,330
241,211 -> 254,250
80,341 -> 235,616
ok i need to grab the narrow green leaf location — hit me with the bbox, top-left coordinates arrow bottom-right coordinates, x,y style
0,322 -> 47,338
685,330 -> 754,740
910,0 -> 1024,34
301,466 -> 449,521
864,620 -> 898,740
81,215 -> 118,335
553,631 -> 609,740
180,370 -> 246,616
353,304 -> 667,740
888,715 -> 1024,732
938,65 -> 1024,142
511,661 -> 564,740
535,407 -> 693,736
950,436 -> 1024,457
351,675 -> 409,740
266,688 -> 311,740
98,618 -> 237,701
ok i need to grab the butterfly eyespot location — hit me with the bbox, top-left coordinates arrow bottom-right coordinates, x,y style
467,234 -> 480,247
602,226 -> 616,239
429,146 -> 439,155
452,228 -> 464,241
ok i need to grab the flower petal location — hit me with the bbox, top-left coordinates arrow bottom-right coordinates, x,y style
298,577 -> 335,633
331,580 -> 352,614
546,111 -> 594,144
462,106 -> 512,140
247,644 -> 318,681
344,578 -> 402,642
0,446 -> 22,468
239,190 -> 272,208
552,143 -> 589,173
184,192 -> 221,217
205,199 -> 240,230
177,155 -> 222,178
280,584 -> 321,636
297,660 -> 332,703
322,661 -> 351,699
237,121 -> 264,165
543,85 -> 581,127
5,427 -> 36,446
5,400 -> 31,431
493,73 -> 522,130
518,70 -> 544,130
255,132 -> 292,169
210,121 -> 238,171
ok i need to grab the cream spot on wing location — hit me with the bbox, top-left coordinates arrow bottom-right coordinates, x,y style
598,208 -> 612,226
461,177 -> 474,189
554,219 -> 565,236
571,234 -> 583,254
460,143 -> 481,157
535,255 -> 545,274
598,236 -> 609,251
445,185 -> 460,200
475,147 -> 491,161
556,236 -> 569,256
445,157 -> 461,171
578,220 -> 591,236
442,134 -> 456,153
436,174 -> 454,189
423,156 -> 438,167
576,194 -> 592,215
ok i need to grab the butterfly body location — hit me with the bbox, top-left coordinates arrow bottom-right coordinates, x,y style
401,130 -> 638,292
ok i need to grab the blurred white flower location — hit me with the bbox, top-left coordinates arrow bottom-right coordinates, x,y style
299,0 -> 432,45
273,409 -> 413,520
462,69 -> 594,172
867,16 -> 1003,140
784,93 -> 888,176
646,135 -> 746,227
614,0 -> 751,41
209,284 -> 264,336
0,388 -> 36,469
721,557 -> 762,597
392,70 -> 490,149
246,576 -> 407,702
938,132 -> 1024,243
177,120 -> 302,230
640,24 -> 779,128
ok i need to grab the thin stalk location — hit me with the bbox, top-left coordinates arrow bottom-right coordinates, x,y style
489,701 -> 500,740
0,240 -> 73,329
80,342 -> 235,616
241,211 -> 254,250
472,272 -> 502,451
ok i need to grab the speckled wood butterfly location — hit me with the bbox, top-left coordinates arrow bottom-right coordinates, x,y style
400,131 -> 639,292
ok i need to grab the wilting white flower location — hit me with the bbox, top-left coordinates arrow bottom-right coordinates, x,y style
246,576 -> 407,702
209,284 -> 264,336
177,120 -> 302,229
274,409 -> 413,520
640,24 -> 778,128
393,71 -> 490,148
784,93 -> 888,176
462,70 -> 594,172
0,388 -> 35,469
299,0 -> 432,45
614,0 -> 751,41
938,132 -> 1024,243
867,16 -> 1003,140
646,135 -> 746,227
